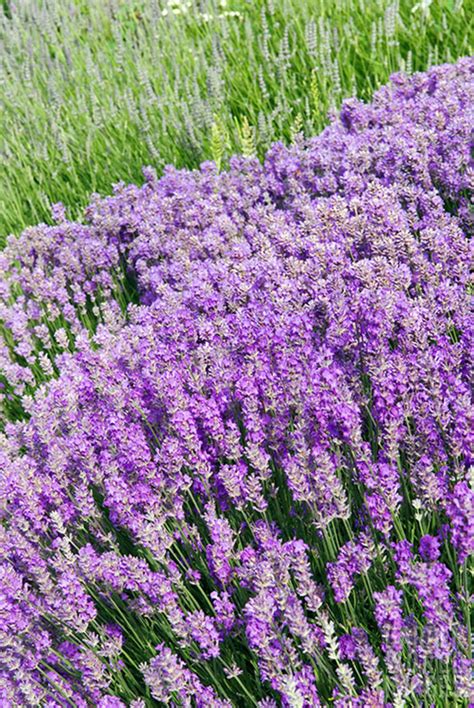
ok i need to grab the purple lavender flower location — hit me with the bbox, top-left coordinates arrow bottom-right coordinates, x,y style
446,481 -> 474,563
327,534 -> 375,603
418,534 -> 441,562
374,585 -> 404,654
142,644 -> 231,706
0,58 -> 472,704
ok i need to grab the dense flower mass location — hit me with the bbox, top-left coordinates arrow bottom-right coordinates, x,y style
0,58 -> 473,705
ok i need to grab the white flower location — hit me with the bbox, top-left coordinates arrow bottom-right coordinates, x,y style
223,662 -> 243,680
162,0 -> 192,16
411,0 -> 433,16
282,677 -> 305,708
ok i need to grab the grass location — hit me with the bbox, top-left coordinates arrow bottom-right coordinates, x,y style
0,0 -> 472,241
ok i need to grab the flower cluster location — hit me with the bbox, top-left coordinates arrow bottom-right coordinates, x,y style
1,58 -> 473,705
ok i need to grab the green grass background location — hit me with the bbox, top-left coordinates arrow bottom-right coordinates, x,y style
0,0 -> 472,241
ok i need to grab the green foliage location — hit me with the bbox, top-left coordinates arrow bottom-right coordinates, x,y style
0,0 -> 472,240
238,116 -> 257,159
290,112 -> 304,145
210,114 -> 231,172
310,70 -> 321,122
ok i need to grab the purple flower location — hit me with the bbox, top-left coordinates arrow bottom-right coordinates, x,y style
374,585 -> 404,653
446,481 -> 474,563
0,58 -> 472,704
418,534 -> 441,562
142,644 -> 231,706
327,534 -> 374,603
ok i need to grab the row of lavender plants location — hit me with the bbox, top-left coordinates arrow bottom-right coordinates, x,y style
2,0 -> 472,238
0,58 -> 473,705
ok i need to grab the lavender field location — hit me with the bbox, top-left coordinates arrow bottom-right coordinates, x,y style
0,4 -> 473,707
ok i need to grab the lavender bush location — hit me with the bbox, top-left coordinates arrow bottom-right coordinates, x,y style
2,0 -> 472,238
0,58 -> 473,705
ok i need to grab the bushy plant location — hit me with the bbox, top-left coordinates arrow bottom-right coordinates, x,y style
0,59 -> 473,705
0,0 -> 472,238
